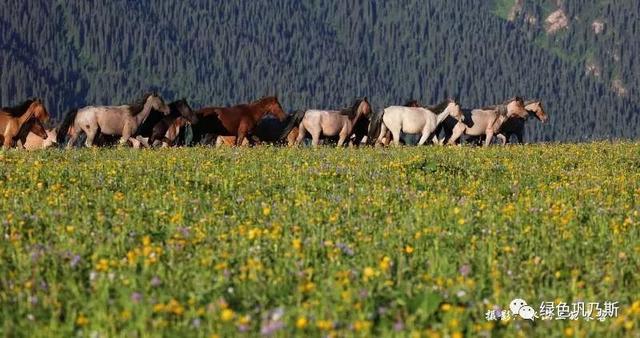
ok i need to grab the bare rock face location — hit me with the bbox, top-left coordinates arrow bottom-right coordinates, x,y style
545,9 -> 569,34
585,62 -> 601,78
612,79 -> 628,97
592,20 -> 605,35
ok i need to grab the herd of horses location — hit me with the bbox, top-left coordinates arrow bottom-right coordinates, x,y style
0,94 -> 548,150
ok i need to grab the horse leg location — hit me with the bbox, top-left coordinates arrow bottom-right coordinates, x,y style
120,123 -> 133,146
235,124 -> 248,146
447,123 -> 465,145
288,128 -> 299,146
484,128 -> 495,147
2,131 -> 14,149
417,126 -> 433,146
516,131 -> 524,144
66,128 -> 79,149
310,128 -> 321,147
376,123 -> 388,146
296,124 -> 307,146
85,126 -> 99,148
337,124 -> 349,147
497,134 -> 507,146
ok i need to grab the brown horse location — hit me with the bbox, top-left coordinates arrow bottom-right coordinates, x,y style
12,118 -> 50,149
0,98 -> 50,149
194,96 -> 286,146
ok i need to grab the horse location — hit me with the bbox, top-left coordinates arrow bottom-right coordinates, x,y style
193,96 -> 286,146
495,100 -> 549,144
136,98 -> 198,139
0,98 -> 50,149
13,118 -> 53,149
57,92 -> 170,147
280,97 -> 372,147
368,99 -> 424,146
372,98 -> 463,146
447,97 -> 528,147
149,117 -> 191,147
144,99 -> 198,146
251,114 -> 295,145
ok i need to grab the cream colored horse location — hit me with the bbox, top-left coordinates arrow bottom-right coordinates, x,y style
375,99 -> 463,146
447,97 -> 528,147
22,129 -> 57,150
292,98 -> 372,147
496,100 -> 549,144
58,93 -> 170,147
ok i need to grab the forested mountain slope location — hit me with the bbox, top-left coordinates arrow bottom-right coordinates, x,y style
1,0 -> 638,141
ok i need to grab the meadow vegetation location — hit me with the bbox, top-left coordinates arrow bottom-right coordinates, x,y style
0,143 -> 639,337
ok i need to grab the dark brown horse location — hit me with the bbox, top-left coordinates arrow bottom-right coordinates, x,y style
194,96 -> 286,146
136,99 -> 198,139
0,98 -> 50,149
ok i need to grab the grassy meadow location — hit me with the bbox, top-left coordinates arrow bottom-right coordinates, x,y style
0,143 -> 639,337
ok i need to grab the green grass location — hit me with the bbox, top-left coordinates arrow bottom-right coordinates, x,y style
0,143 -> 639,337
492,0 -> 517,19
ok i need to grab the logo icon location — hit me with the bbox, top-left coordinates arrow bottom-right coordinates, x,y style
509,298 -> 538,321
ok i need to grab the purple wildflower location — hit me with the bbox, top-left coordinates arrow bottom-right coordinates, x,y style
459,264 -> 471,277
150,276 -> 162,287
130,292 -> 142,304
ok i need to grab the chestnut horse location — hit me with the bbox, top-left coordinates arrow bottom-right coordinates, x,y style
194,96 -> 286,146
0,98 -> 50,149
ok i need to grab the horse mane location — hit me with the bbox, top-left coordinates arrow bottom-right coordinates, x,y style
425,99 -> 453,115
252,96 -> 278,106
128,93 -> 154,116
524,99 -> 540,106
404,100 -> 421,107
481,97 -> 523,112
340,98 -> 366,119
1,98 -> 37,117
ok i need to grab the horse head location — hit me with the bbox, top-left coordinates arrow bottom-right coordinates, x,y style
30,98 -> 50,122
147,93 -> 170,115
505,97 -> 528,118
175,98 -> 199,124
525,100 -> 549,123
263,96 -> 287,122
30,118 -> 48,140
445,98 -> 464,121
356,97 -> 373,118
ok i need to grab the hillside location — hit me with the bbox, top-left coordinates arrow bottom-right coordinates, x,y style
0,0 -> 638,142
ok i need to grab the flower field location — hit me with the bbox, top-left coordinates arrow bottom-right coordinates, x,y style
1,143 -> 639,337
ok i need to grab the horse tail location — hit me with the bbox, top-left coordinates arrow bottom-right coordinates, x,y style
367,109 -> 385,145
57,108 -> 78,144
279,110 -> 305,140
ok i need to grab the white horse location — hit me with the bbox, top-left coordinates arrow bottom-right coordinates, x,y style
375,99 -> 463,146
57,93 -> 170,147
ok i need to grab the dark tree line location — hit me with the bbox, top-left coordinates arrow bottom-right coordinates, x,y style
0,0 -> 638,142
